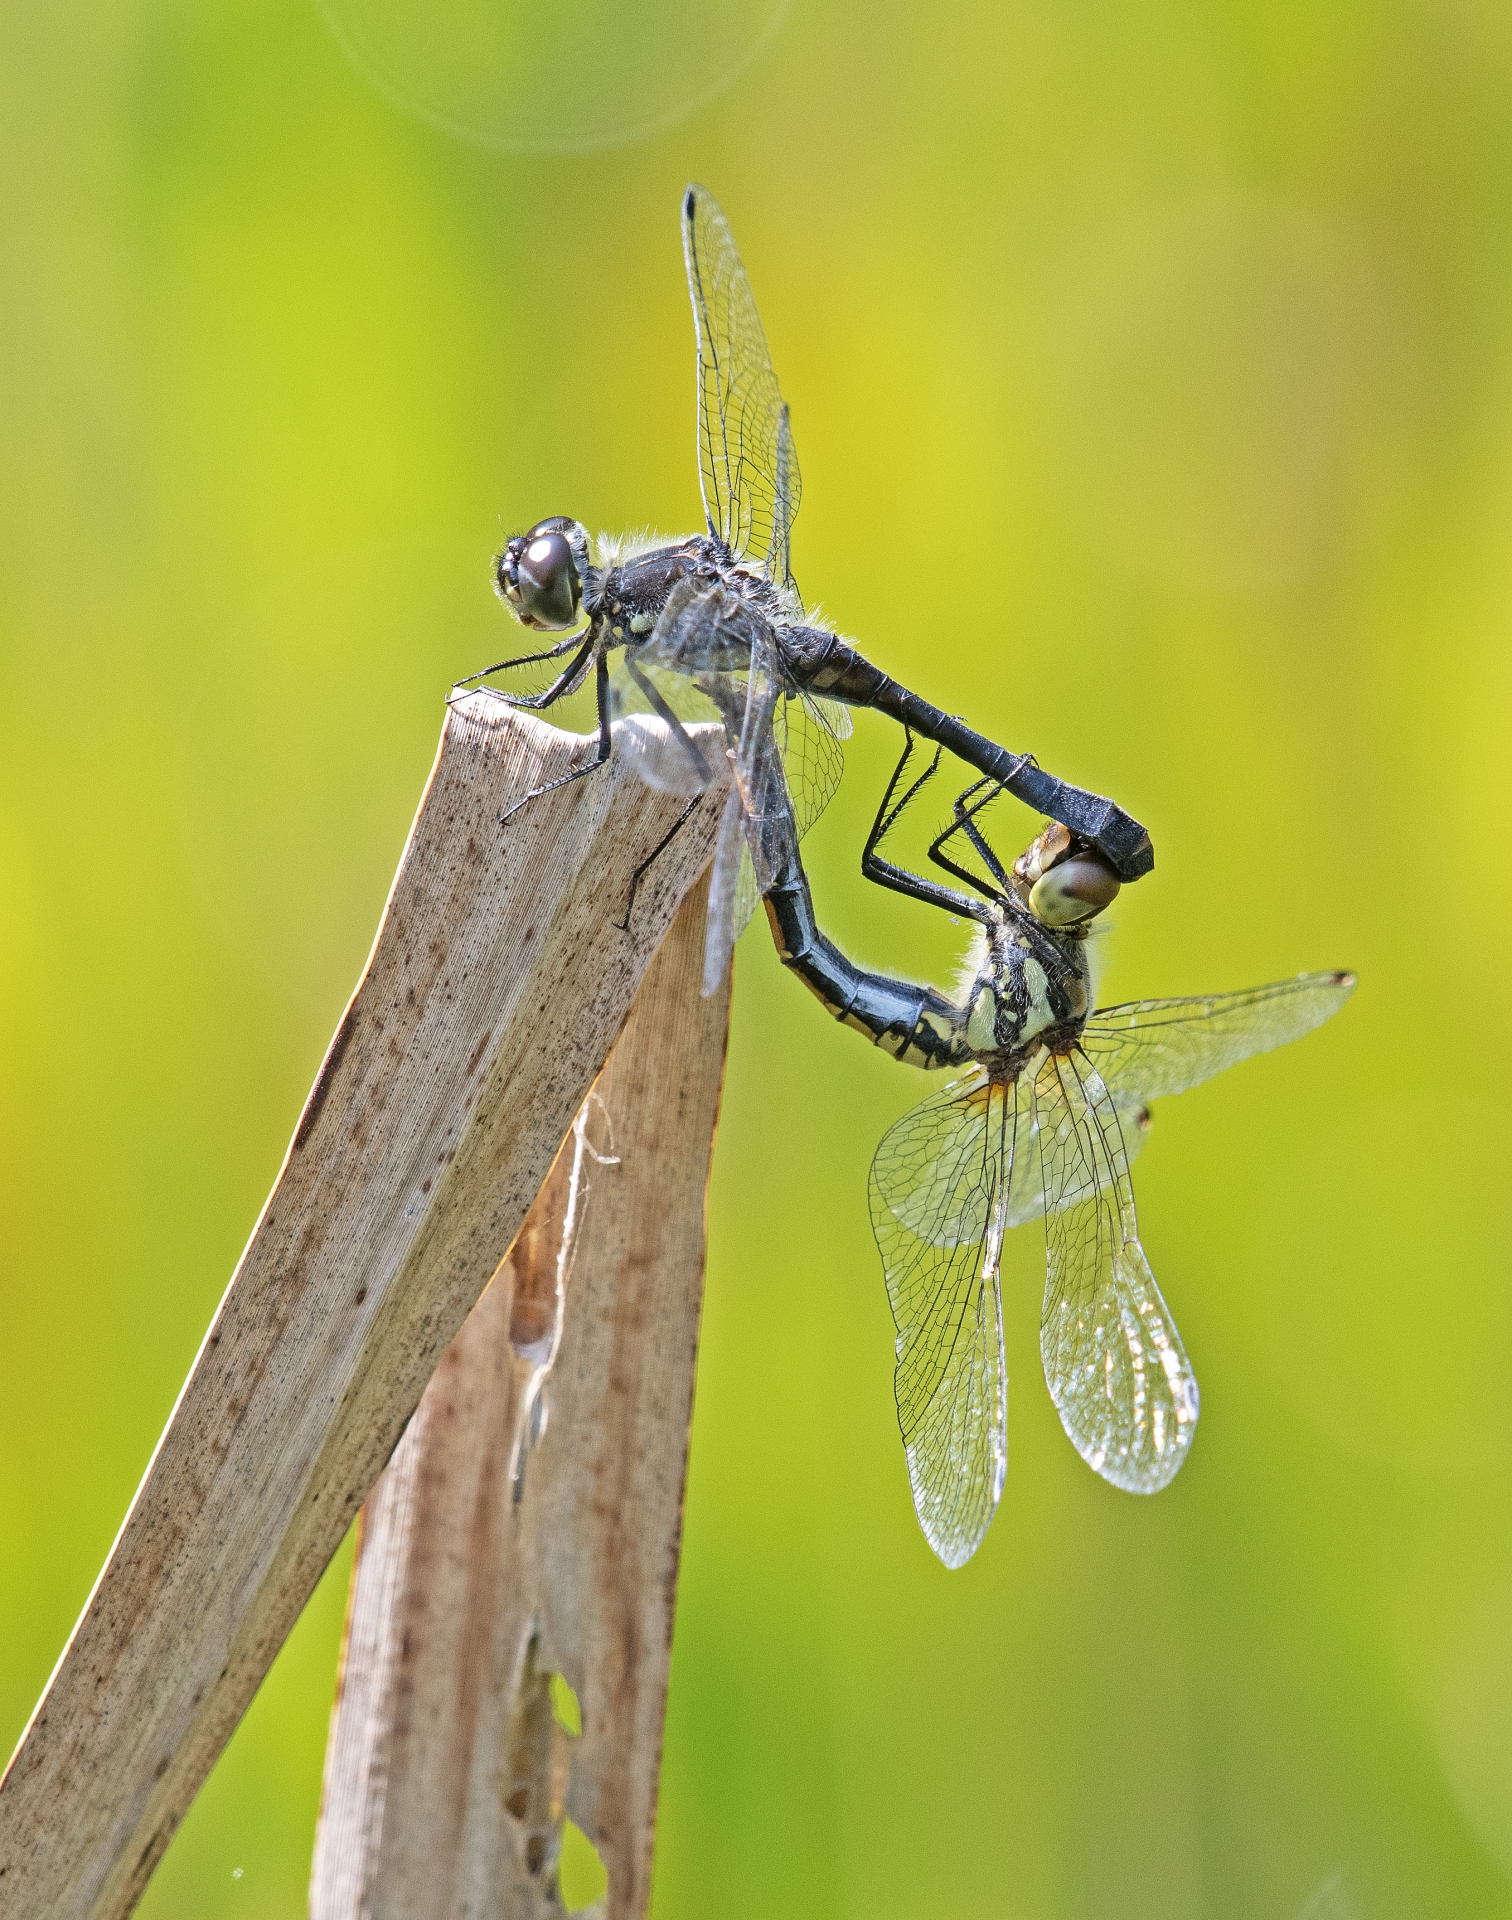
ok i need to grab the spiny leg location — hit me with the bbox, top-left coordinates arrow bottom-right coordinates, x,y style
498,649 -> 615,824
949,787 -> 1012,889
872,729 -> 946,850
455,632 -> 597,716
860,731 -> 994,922
823,659 -> 1152,879
927,778 -> 1011,899
451,629 -> 589,694
612,796 -> 706,934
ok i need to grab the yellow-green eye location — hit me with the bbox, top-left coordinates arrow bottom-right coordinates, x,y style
1028,853 -> 1121,926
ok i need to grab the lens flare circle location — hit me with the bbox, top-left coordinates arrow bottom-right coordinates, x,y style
316,0 -> 793,153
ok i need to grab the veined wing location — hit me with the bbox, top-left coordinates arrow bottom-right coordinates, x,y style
702,623 -> 788,995
615,581 -> 847,831
869,1072 -> 1025,1567
683,184 -> 802,587
697,675 -> 847,991
608,584 -> 730,797
1080,971 -> 1355,1105
1034,1051 -> 1198,1494
618,578 -> 846,991
771,681 -> 849,844
1001,1049 -> 1152,1229
870,1044 -> 1152,1241
608,577 -> 739,799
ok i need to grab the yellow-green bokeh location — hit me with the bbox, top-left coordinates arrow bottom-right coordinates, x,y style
2,2 -> 1511,1915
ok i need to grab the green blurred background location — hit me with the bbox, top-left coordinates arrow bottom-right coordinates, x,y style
2,0 -> 1510,1914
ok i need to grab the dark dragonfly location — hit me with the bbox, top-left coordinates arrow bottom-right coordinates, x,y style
765,752 -> 1355,1566
459,184 -> 1154,994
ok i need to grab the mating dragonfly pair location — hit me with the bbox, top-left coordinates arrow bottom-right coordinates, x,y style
463,187 -> 1354,1568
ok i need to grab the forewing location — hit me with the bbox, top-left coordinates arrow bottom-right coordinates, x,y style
702,785 -> 760,997
701,625 -> 788,994
683,184 -> 802,583
771,687 -> 848,846
611,560 -> 843,965
869,1073 -> 1022,1567
1035,1052 -> 1199,1494
698,675 -> 846,992
1081,972 -> 1355,1105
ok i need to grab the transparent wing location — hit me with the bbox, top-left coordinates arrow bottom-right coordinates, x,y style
702,806 -> 764,997
1080,971 -> 1355,1105
608,589 -> 729,797
683,183 -> 802,585
613,578 -> 847,992
869,1071 -> 1024,1567
702,624 -> 787,995
614,581 -> 846,830
1034,1051 -> 1198,1494
996,1053 -> 1152,1230
771,681 -> 848,845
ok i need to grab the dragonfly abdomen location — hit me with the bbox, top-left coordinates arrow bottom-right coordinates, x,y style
764,856 -> 969,1070
777,629 -> 1155,883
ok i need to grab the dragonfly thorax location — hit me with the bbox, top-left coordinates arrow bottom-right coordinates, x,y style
582,534 -> 799,670
960,904 -> 1093,1066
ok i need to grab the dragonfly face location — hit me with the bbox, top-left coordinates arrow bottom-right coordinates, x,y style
495,517 -> 589,632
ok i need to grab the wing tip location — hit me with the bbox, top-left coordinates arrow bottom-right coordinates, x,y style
917,1498 -> 991,1569
928,1537 -> 981,1572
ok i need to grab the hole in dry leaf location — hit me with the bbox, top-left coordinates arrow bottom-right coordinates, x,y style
502,1632 -> 562,1859
559,1818 -> 609,1913
549,1671 -> 582,1737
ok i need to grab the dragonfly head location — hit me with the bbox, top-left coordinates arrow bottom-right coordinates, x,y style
1011,823 -> 1121,929
495,517 -> 589,631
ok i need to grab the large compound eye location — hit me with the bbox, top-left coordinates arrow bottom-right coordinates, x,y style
1028,852 -> 1121,926
498,523 -> 582,630
517,529 -> 580,629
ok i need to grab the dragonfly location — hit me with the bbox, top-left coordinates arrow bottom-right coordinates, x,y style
764,744 -> 1355,1566
459,184 -> 1154,995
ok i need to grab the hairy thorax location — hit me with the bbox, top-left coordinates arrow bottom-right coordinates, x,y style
590,535 -> 794,644
961,908 -> 1093,1076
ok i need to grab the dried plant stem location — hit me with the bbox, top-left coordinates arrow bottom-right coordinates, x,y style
311,871 -> 730,1919
0,699 -> 722,1920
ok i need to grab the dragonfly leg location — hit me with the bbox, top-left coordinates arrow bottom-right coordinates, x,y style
612,795 -> 706,934
782,633 -> 1153,880
451,628 -> 588,693
453,631 -> 597,713
860,733 -> 995,923
927,779 -> 1013,897
498,649 -> 614,824
621,652 -> 718,787
893,695 -> 1152,879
